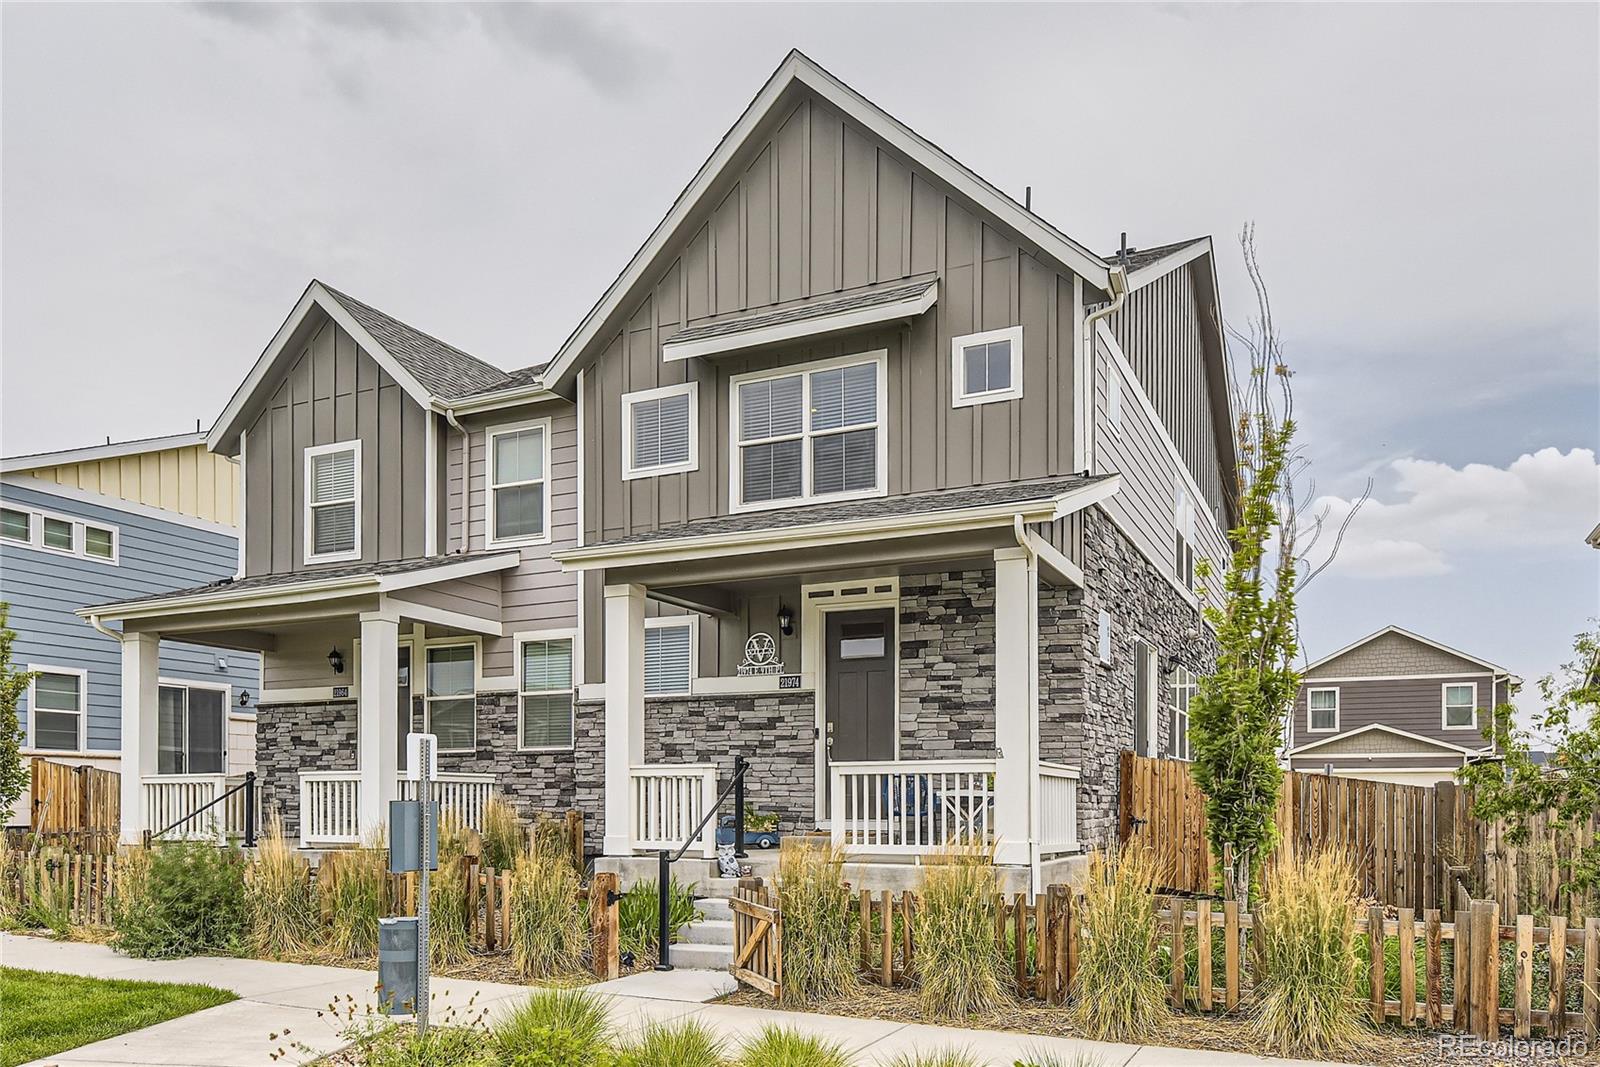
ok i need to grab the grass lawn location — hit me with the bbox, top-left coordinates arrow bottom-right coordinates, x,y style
0,967 -> 237,1067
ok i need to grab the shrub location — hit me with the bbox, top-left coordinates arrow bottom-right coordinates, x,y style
428,814 -> 471,968
246,815 -> 317,958
611,1019 -> 726,1067
884,1049 -> 981,1067
1068,845 -> 1168,1042
321,843 -> 386,958
730,1024 -> 850,1067
355,1023 -> 498,1067
1251,849 -> 1364,1058
506,850 -> 587,978
774,841 -> 857,1005
617,878 -> 700,964
912,845 -> 1008,1019
492,988 -> 611,1067
480,797 -> 524,871
112,838 -> 247,958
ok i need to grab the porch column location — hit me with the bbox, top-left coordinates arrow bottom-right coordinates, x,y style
602,582 -> 646,856
993,547 -> 1038,868
119,630 -> 161,844
357,613 -> 400,838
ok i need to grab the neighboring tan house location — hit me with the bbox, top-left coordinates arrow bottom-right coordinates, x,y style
1,433 -> 260,827
81,51 -> 1235,889
1286,626 -> 1516,787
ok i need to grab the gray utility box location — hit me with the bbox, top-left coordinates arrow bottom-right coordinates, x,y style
377,917 -> 419,1015
388,800 -> 438,874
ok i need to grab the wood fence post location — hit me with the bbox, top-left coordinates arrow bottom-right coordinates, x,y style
1549,915 -> 1566,1039
879,890 -> 893,987
1118,750 -> 1133,845
1369,905 -> 1387,1026
483,866 -> 497,951
1223,899 -> 1240,1010
1424,909 -> 1442,1029
1513,913 -> 1532,1038
1453,908 -> 1471,1032
1195,897 -> 1213,1012
1468,899 -> 1500,1040
1169,897 -> 1186,1009
565,810 -> 584,878
589,871 -> 619,980
1584,916 -> 1599,1041
1398,907 -> 1416,1027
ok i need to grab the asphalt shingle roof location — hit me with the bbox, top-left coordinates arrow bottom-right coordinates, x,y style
1102,238 -> 1206,273
668,280 -> 937,346
585,474 -> 1111,549
320,284 -> 517,400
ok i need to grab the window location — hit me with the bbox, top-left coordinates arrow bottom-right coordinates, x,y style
304,441 -> 360,562
1443,683 -> 1478,729
1106,368 -> 1123,432
1174,485 -> 1195,589
41,516 -> 74,553
1,508 -> 119,564
623,383 -> 697,480
951,326 -> 1023,407
731,352 -> 885,511
644,619 -> 694,696
1097,610 -> 1113,665
1307,687 -> 1339,733
518,636 -> 574,749
1170,667 -> 1197,760
157,684 -> 226,774
29,668 -> 84,751
425,644 -> 477,753
0,508 -> 29,543
83,524 -> 116,561
487,421 -> 549,545
1133,639 -> 1156,756
838,621 -> 886,660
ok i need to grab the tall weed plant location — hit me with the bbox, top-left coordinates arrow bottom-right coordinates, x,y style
912,844 -> 1009,1019
112,838 -> 247,958
507,851 -> 587,977
1068,846 -> 1168,1042
246,815 -> 317,957
1251,849 -> 1364,1057
774,840 -> 858,1005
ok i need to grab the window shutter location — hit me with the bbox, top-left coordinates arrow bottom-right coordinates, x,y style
645,623 -> 693,695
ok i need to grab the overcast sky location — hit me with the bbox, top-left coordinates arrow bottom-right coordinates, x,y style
3,3 -> 1597,720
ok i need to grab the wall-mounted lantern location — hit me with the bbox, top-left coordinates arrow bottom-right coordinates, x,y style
777,605 -> 794,637
328,647 -> 346,675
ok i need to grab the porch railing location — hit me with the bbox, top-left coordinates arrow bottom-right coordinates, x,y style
629,764 -> 718,857
830,759 -> 998,855
1036,762 -> 1081,855
297,771 -> 498,847
399,773 -> 495,831
142,774 -> 256,843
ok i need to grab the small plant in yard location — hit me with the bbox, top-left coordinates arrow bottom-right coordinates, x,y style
730,1024 -> 851,1067
320,838 -> 386,958
112,838 -> 247,959
773,840 -> 857,1005
427,812 -> 471,968
479,796 -> 524,871
8,851 -> 73,937
1013,1051 -> 1108,1067
1251,849 -> 1364,1058
885,1048 -> 982,1067
491,987 -> 611,1067
911,844 -> 1009,1019
610,1019 -> 726,1067
506,850 -> 587,978
246,815 -> 318,958
0,605 -> 32,820
281,990 -> 492,1067
616,877 -> 700,965
1068,845 -> 1168,1042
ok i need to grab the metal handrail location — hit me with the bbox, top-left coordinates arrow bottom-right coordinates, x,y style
655,755 -> 748,971
148,771 -> 257,847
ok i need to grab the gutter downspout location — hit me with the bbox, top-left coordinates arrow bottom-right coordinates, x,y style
87,614 -> 123,645
1012,515 -> 1043,894
1080,265 -> 1129,475
443,407 -> 468,554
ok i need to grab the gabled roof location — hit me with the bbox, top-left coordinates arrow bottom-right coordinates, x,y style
535,49 -> 1118,392
1288,722 -> 1479,759
2,431 -> 209,474
1303,625 -> 1512,675
318,285 -> 515,400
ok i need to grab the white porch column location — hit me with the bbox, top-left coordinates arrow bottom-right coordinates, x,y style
119,630 -> 161,844
602,582 -> 646,856
357,613 -> 401,838
993,547 -> 1038,868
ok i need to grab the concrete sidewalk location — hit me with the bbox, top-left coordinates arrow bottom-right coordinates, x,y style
1,933 -> 1362,1067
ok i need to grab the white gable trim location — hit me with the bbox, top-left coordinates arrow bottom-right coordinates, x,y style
1287,722 -> 1477,758
662,281 -> 938,362
1303,625 -> 1510,675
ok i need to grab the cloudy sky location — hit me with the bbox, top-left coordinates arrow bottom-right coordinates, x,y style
3,3 -> 1596,720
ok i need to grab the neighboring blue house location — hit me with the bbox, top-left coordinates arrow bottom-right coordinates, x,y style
1,432 -> 260,827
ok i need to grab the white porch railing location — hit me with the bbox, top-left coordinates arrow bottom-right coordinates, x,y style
142,774 -> 254,843
830,759 -> 998,855
629,764 -> 718,858
1037,762 -> 1081,855
298,771 -> 500,847
399,774 -> 496,831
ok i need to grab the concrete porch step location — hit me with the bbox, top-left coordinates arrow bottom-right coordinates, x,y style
662,940 -> 733,970
678,917 -> 733,945
695,897 -> 732,923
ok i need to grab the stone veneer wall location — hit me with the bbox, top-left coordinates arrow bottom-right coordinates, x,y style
897,569 -> 997,759
253,700 -> 357,843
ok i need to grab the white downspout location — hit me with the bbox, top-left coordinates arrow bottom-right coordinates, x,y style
1081,265 -> 1129,475
443,408 -> 468,554
87,614 -> 123,645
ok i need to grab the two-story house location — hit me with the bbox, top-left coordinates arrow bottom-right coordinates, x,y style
81,52 -> 1235,889
2,433 -> 260,827
1287,626 -> 1515,786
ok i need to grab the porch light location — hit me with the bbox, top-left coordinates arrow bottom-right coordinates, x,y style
238,690 -> 251,708
777,605 -> 794,637
328,647 -> 346,675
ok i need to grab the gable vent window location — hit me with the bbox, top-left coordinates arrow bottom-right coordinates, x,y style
305,441 -> 360,563
488,421 -> 549,545
1443,683 -> 1477,729
519,636 -> 574,750
1307,687 -> 1339,733
644,619 -> 694,696
623,383 -> 697,480
951,326 -> 1023,407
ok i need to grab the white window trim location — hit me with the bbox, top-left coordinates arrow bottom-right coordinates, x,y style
622,381 -> 699,481
423,639 -> 479,754
1105,364 -> 1123,435
728,349 -> 889,515
644,616 -> 697,696
26,664 -> 87,753
1,506 -> 33,545
1307,686 -> 1341,734
514,628 -> 577,752
303,440 -> 362,564
485,418 -> 553,548
1130,635 -> 1160,757
0,505 -> 119,565
156,677 -> 233,774
1441,681 -> 1479,731
951,325 -> 1024,407
1170,666 -> 1196,761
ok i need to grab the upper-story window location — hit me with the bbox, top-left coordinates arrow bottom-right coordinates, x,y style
487,420 -> 550,546
645,618 -> 695,696
1174,484 -> 1195,590
1307,687 -> 1339,733
623,383 -> 697,480
1,507 -> 30,544
731,351 -> 886,512
951,326 -> 1023,407
1442,682 -> 1478,729
1,506 -> 118,564
304,441 -> 361,563
29,667 -> 85,751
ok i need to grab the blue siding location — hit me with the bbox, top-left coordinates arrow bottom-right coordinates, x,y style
0,482 -> 260,752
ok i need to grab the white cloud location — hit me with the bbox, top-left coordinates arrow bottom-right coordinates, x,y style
1305,447 -> 1600,579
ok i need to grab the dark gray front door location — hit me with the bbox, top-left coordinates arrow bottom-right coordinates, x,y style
825,608 -> 896,766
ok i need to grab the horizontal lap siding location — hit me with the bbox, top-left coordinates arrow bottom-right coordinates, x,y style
1292,674 -> 1499,749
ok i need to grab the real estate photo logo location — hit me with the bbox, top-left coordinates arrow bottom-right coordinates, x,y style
1437,1034 -> 1590,1061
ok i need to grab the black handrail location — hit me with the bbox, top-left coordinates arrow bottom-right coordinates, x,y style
656,755 -> 748,971
149,771 -> 256,847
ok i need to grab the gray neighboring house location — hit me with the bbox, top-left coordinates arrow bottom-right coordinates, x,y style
83,51 -> 1236,890
1287,626 -> 1516,787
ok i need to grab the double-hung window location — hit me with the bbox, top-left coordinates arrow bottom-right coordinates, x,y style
951,326 -> 1023,407
29,668 -> 85,751
644,619 -> 694,696
304,441 -> 360,563
1307,687 -> 1339,733
426,644 -> 477,753
488,421 -> 549,545
623,383 -> 697,479
519,636 -> 574,750
1169,666 -> 1196,760
1442,683 -> 1477,729
1,508 -> 30,544
732,352 -> 884,511
157,683 -> 226,774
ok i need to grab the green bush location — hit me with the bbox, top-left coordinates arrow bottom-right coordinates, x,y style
730,1024 -> 850,1067
1252,850 -> 1364,1058
507,852 -> 588,978
912,846 -> 1008,1019
774,842 -> 857,1006
1068,846 -> 1168,1042
611,1019 -> 726,1067
492,988 -> 611,1067
617,878 -> 700,964
112,839 -> 247,959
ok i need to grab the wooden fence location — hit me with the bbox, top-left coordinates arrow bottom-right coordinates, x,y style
29,758 -> 119,849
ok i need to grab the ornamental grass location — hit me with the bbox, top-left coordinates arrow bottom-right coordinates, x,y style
427,812 -> 471,968
729,1024 -> 852,1067
773,840 -> 858,1006
479,796 -> 524,871
507,849 -> 587,978
320,833 -> 385,958
491,987 -> 612,1067
911,844 -> 1009,1019
245,815 -> 317,958
1068,845 -> 1169,1042
610,1019 -> 726,1067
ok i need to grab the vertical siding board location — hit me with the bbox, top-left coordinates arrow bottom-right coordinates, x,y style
745,145 -> 774,309
713,189 -> 742,315
840,123 -> 872,291
776,104 -> 806,303
809,105 -> 838,295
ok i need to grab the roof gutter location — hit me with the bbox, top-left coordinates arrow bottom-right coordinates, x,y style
86,614 -> 123,644
1082,264 -> 1129,339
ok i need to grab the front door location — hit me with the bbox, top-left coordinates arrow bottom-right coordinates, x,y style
824,608 -> 896,773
